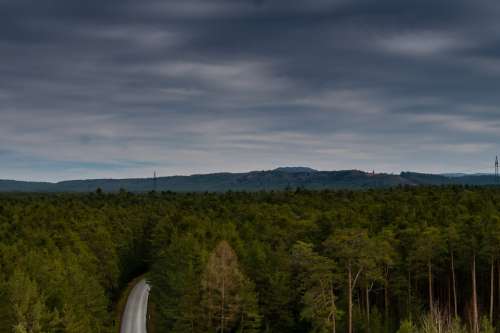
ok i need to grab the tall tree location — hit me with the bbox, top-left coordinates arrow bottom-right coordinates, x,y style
460,213 -> 483,333
293,241 -> 340,333
410,226 -> 445,313
446,223 -> 461,319
480,208 -> 500,323
373,228 -> 398,330
325,228 -> 371,333
201,240 -> 259,333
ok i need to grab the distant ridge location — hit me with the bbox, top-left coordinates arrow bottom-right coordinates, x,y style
0,169 -> 498,193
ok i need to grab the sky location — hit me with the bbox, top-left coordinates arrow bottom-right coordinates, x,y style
1,0 -> 500,181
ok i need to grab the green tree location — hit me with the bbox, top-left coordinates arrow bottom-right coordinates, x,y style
376,228 -> 399,328
293,241 -> 340,333
325,228 -> 371,333
8,269 -> 58,333
410,226 -> 445,313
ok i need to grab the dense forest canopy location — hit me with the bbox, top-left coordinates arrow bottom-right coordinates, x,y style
1,186 -> 500,332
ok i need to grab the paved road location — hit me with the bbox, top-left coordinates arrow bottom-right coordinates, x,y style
120,278 -> 150,333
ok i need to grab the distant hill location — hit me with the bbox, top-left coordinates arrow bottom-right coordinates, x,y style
400,172 -> 453,185
0,169 -> 499,192
441,173 -> 492,178
273,167 -> 318,173
0,179 -> 54,192
402,172 -> 499,186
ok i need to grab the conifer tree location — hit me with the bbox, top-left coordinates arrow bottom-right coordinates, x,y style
293,241 -> 340,333
201,240 -> 260,333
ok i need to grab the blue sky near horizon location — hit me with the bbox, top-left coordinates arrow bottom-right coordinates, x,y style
1,0 -> 500,182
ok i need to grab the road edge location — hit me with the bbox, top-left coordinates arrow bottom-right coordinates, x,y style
115,275 -> 146,333
146,288 -> 157,333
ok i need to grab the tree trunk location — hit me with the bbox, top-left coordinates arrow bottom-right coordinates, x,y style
448,276 -> 451,319
498,262 -> 500,322
472,254 -> 479,333
384,274 -> 389,330
221,269 -> 225,333
408,270 -> 412,320
491,258 -> 495,322
428,260 -> 433,312
348,262 -> 353,333
366,286 -> 370,333
330,281 -> 336,333
358,288 -> 362,314
451,252 -> 458,318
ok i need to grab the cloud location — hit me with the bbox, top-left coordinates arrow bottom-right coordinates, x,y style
293,89 -> 391,114
378,32 -> 467,56
1,0 -> 500,180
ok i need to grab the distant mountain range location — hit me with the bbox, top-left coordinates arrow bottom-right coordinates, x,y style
0,168 -> 499,192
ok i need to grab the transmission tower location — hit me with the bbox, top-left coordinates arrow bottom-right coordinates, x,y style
496,156 -> 499,184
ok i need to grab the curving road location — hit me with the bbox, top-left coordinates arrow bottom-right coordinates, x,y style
120,278 -> 150,333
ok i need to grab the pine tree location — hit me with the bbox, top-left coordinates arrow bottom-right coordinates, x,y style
324,228 -> 371,333
410,226 -> 445,313
293,241 -> 340,333
201,241 -> 260,333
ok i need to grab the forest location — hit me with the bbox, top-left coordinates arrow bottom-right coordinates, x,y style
1,186 -> 500,333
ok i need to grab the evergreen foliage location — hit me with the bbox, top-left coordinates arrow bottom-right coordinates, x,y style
2,187 -> 500,332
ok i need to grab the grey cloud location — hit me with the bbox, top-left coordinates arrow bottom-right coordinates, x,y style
1,0 -> 500,180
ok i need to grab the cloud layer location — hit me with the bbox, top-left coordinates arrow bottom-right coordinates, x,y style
1,0 -> 500,181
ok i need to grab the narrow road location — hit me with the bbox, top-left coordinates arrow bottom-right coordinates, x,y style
120,278 -> 150,333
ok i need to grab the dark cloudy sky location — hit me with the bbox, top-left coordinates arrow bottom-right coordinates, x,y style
2,0 -> 500,181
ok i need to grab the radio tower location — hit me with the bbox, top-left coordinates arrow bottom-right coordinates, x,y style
496,156 -> 499,184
